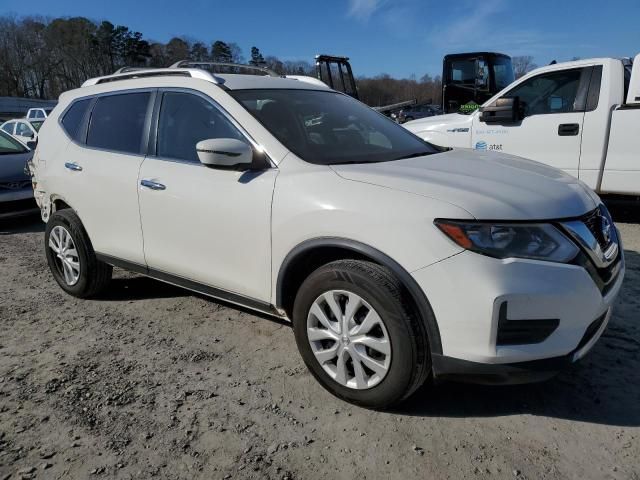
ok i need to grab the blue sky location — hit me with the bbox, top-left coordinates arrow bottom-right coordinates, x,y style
1,0 -> 639,78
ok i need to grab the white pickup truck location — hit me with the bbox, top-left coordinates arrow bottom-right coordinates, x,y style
404,54 -> 640,197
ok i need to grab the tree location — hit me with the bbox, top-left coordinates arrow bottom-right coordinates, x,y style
249,46 -> 265,67
211,40 -> 232,63
165,37 -> 189,65
190,41 -> 209,62
0,13 -> 445,106
227,42 -> 244,64
512,55 -> 537,79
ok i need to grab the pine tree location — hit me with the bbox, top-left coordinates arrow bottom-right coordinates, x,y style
211,40 -> 232,63
249,46 -> 265,67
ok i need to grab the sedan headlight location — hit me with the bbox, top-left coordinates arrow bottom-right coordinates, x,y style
435,220 -> 579,263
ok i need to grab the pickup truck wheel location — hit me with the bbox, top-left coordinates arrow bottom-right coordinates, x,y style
45,209 -> 112,298
292,260 -> 430,409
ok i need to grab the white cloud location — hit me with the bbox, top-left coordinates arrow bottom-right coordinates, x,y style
347,0 -> 384,21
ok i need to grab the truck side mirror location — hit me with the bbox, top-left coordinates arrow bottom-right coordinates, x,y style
480,97 -> 522,124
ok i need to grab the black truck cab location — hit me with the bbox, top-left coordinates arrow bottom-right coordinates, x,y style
442,52 -> 514,114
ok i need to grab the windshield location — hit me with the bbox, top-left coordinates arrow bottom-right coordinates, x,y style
0,130 -> 27,154
492,57 -> 515,91
230,89 -> 437,165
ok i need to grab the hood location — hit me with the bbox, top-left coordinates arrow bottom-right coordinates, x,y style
404,113 -> 473,133
331,149 -> 597,220
403,113 -> 474,148
0,152 -> 32,183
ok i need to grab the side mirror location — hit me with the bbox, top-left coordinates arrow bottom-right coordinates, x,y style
480,96 -> 523,124
196,138 -> 253,169
26,140 -> 37,150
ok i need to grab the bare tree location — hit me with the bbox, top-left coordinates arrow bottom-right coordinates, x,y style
0,13 -> 444,107
512,55 -> 538,79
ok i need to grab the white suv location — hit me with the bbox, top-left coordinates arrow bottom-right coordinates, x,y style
31,65 -> 625,408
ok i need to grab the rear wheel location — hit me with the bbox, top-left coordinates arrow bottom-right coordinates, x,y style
292,260 -> 430,408
45,209 -> 112,298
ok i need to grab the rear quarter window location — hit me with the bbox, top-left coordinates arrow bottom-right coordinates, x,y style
61,99 -> 92,141
86,93 -> 151,154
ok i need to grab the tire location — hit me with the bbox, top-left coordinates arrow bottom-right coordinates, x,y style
292,260 -> 430,409
45,209 -> 112,298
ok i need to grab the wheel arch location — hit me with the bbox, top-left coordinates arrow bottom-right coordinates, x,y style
276,237 -> 443,356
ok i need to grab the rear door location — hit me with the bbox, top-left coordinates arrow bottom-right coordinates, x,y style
472,67 -> 589,177
59,90 -> 154,264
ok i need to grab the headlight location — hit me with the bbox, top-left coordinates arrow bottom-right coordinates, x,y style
435,220 -> 579,263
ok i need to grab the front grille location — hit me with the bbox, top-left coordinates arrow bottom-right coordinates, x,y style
563,206 -> 621,296
581,207 -> 610,251
0,181 -> 31,191
574,250 -> 621,296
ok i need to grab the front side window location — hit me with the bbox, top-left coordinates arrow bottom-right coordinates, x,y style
156,92 -> 244,163
87,92 -> 151,154
505,69 -> 583,116
61,98 -> 91,141
231,89 -> 436,165
0,130 -> 27,154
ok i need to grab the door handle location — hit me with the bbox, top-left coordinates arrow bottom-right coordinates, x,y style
140,179 -> 166,191
64,162 -> 82,171
558,123 -> 580,136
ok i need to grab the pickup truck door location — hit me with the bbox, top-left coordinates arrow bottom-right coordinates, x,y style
137,90 -> 276,303
472,68 -> 591,178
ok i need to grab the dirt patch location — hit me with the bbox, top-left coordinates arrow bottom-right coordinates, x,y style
1,215 -> 639,479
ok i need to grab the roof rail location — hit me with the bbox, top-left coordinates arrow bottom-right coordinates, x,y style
81,68 -> 218,87
113,66 -> 154,74
170,60 -> 280,77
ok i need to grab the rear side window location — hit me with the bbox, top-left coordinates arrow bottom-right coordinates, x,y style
1,122 -> 14,134
87,93 -> 151,154
586,66 -> 603,111
61,99 -> 91,141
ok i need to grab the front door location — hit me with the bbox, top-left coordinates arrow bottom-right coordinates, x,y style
138,91 -> 277,302
472,68 -> 588,178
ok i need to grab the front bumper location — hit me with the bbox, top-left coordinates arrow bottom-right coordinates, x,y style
412,247 -> 624,379
431,307 -> 611,384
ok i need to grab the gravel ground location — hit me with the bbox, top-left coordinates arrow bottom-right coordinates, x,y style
0,210 -> 639,480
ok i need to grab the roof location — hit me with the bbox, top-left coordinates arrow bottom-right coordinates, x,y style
524,57 -> 622,78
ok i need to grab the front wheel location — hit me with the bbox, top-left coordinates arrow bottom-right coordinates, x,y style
292,260 -> 430,409
45,209 -> 112,298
